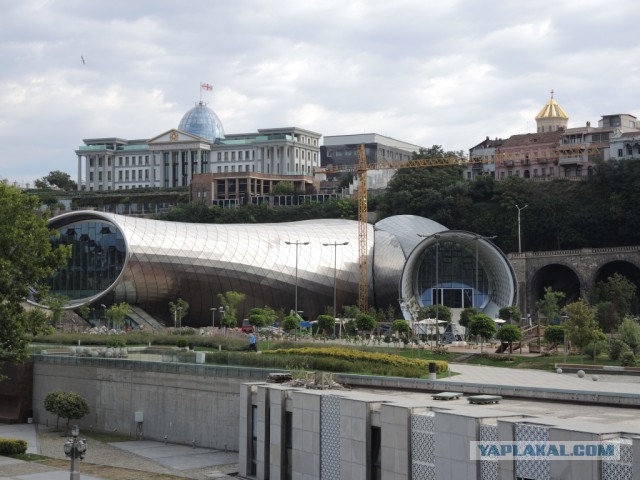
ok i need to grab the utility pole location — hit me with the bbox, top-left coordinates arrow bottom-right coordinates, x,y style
515,204 -> 528,253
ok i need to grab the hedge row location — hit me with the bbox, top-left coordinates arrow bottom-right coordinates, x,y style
0,438 -> 27,455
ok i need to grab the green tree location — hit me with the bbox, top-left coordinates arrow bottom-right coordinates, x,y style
282,315 -> 299,333
248,307 -> 277,328
44,391 -> 90,434
0,184 -> 70,375
420,304 -> 452,324
169,298 -> 189,330
355,312 -> 376,334
495,324 -> 522,354
618,316 -> 640,354
392,319 -> 410,337
43,391 -> 64,429
105,302 -> 132,331
271,181 -> 296,196
217,291 -> 246,329
543,325 -> 566,352
42,293 -> 69,331
565,300 -> 599,363
38,170 -> 78,191
499,305 -> 522,324
536,287 -> 566,324
595,273 -> 637,330
468,314 -> 497,353
459,307 -> 479,328
316,314 -> 335,336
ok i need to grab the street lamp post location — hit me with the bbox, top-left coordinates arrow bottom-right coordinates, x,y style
322,241 -> 349,329
285,240 -> 310,330
515,204 -> 528,254
210,306 -> 225,330
561,315 -> 569,363
63,425 -> 87,480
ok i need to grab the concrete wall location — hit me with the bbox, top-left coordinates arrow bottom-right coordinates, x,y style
242,384 -> 640,480
31,355 -> 271,450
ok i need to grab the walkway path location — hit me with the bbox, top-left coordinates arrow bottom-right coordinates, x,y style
0,423 -> 238,480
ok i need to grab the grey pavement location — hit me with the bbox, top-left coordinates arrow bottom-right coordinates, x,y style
444,362 -> 640,394
0,423 -> 239,480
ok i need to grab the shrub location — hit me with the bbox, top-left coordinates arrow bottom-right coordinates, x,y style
43,391 -> 90,433
620,350 -> 636,367
0,438 -> 27,455
383,335 -> 392,344
609,338 -> 631,361
106,337 -> 126,348
176,339 -> 188,348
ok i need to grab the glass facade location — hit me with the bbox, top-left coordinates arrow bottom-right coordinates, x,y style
417,241 -> 490,309
178,101 -> 225,143
44,212 -> 516,325
47,221 -> 126,301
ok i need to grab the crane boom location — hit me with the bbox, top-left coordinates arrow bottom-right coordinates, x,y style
317,143 -> 602,313
357,144 -> 369,312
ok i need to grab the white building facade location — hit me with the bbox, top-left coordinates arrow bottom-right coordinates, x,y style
76,102 -> 320,191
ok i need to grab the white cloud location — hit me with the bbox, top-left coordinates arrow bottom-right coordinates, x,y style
1,0 -> 639,185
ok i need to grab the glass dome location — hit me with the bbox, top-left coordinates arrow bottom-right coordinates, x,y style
178,101 -> 225,143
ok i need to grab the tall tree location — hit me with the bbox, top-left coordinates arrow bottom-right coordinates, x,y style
468,313 -> 497,353
536,287 -> 566,324
169,298 -> 189,330
595,273 -> 637,329
105,302 -> 132,331
496,324 -> 523,354
0,184 -> 69,376
36,170 -> 78,191
564,300 -> 599,363
217,291 -> 246,328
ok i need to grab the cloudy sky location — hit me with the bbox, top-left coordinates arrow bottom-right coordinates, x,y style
1,0 -> 639,186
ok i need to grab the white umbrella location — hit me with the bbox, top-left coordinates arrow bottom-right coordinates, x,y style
417,318 -> 446,325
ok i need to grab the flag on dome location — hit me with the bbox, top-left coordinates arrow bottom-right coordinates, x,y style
200,82 -> 213,91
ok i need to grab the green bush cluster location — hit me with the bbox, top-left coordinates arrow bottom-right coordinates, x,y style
204,350 -> 436,378
0,438 -> 27,455
106,337 -> 126,348
608,339 -> 631,361
620,351 -> 636,367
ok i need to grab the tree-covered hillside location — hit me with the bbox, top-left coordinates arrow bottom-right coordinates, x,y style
377,160 -> 640,253
154,159 -> 640,254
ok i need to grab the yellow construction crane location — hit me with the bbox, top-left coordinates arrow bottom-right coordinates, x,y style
317,142 -> 603,312
317,145 -> 476,312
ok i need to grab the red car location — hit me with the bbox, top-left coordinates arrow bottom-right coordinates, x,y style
241,320 -> 254,334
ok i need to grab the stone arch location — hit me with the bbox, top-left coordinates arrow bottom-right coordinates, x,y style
594,260 -> 640,294
530,263 -> 581,308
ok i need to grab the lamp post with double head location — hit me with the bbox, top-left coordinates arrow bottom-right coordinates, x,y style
63,425 -> 87,480
322,241 -> 349,322
285,240 -> 309,330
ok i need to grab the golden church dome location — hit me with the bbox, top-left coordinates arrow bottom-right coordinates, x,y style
536,92 -> 569,120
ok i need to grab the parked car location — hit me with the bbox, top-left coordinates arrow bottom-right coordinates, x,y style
241,319 -> 254,334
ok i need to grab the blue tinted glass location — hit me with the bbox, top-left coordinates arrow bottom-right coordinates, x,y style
178,102 -> 225,143
47,221 -> 126,300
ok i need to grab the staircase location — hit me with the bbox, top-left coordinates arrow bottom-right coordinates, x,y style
495,324 -> 544,353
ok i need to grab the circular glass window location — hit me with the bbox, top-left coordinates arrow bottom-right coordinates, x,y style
44,220 -> 127,302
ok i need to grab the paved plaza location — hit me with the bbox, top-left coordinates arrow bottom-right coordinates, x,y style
0,423 -> 239,480
1,363 -> 639,479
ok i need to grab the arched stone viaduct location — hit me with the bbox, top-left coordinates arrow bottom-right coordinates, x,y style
507,246 -> 640,320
